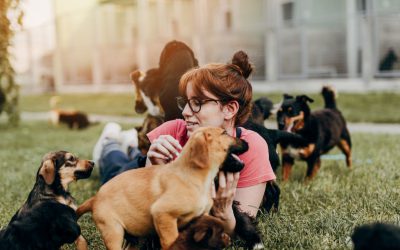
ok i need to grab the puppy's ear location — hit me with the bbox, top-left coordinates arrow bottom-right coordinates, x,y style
193,226 -> 210,243
283,93 -> 293,100
190,132 -> 209,168
130,70 -> 142,83
296,95 -> 314,103
39,159 -> 55,185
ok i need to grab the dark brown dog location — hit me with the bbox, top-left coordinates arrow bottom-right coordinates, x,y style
52,110 -> 91,129
49,96 -> 94,129
130,40 -> 198,120
0,151 -> 94,250
277,86 -> 352,181
170,215 -> 231,250
77,127 -> 248,250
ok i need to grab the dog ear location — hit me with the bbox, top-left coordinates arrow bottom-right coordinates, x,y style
130,70 -> 142,82
283,93 -> 293,100
296,95 -> 314,103
193,226 -> 210,243
39,159 -> 55,185
190,132 -> 209,168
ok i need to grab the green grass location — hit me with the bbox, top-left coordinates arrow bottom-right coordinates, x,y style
0,121 -> 399,249
20,91 -> 400,123
20,93 -> 137,117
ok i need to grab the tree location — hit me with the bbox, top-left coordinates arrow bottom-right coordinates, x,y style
0,0 -> 23,125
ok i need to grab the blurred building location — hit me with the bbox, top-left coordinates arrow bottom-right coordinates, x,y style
12,0 -> 400,93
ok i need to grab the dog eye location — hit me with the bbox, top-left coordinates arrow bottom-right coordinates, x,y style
67,155 -> 75,161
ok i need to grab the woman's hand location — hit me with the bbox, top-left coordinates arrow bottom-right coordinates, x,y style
147,135 -> 182,165
211,171 -> 240,235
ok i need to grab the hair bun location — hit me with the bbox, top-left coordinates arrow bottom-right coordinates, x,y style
231,51 -> 253,79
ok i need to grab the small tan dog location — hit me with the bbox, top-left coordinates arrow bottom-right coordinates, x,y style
77,127 -> 248,250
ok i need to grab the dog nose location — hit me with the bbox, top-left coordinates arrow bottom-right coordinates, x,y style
88,160 -> 95,167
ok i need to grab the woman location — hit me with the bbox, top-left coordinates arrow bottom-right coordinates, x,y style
145,51 -> 275,234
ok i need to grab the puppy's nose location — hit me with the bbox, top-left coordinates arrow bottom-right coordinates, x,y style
88,160 -> 95,167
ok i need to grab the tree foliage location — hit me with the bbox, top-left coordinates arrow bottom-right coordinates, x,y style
0,0 -> 23,125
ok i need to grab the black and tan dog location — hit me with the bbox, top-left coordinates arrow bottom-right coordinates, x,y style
0,151 -> 94,250
277,86 -> 352,181
77,127 -> 248,250
352,222 -> 400,250
250,97 -> 276,125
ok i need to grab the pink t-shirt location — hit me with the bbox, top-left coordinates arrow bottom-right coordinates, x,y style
147,119 -> 276,188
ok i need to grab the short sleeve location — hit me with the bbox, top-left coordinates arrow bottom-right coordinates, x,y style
237,128 -> 276,188
147,119 -> 188,147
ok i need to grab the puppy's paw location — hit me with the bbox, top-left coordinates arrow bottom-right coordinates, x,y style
286,146 -> 301,159
253,243 -> 265,249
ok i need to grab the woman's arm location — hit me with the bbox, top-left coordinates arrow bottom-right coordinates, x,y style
234,182 -> 266,217
145,135 -> 182,166
210,172 -> 239,235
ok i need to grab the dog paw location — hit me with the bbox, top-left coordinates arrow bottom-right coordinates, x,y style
253,243 -> 265,249
286,146 -> 301,159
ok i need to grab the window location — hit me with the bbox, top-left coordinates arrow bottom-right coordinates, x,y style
282,2 -> 294,21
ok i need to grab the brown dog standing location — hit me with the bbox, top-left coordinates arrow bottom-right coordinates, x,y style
77,127 -> 248,250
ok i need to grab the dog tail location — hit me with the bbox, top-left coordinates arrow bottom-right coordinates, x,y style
130,70 -> 142,86
49,95 -> 61,109
321,85 -> 337,109
76,197 -> 94,218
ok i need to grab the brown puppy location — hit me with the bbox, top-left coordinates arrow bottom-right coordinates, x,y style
169,215 -> 231,250
77,127 -> 248,250
49,96 -> 92,129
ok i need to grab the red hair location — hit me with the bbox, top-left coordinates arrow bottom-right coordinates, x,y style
179,51 -> 253,126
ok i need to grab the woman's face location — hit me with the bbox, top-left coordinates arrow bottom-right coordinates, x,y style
182,82 -> 228,137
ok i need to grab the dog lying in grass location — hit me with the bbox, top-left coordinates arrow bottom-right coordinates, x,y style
49,96 -> 96,129
277,86 -> 352,181
0,151 -> 94,250
77,127 -> 248,250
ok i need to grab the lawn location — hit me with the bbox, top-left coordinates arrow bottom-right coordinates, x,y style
0,121 -> 399,249
20,91 -> 400,123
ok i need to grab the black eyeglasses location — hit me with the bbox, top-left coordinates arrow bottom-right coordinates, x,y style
176,96 -> 222,113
